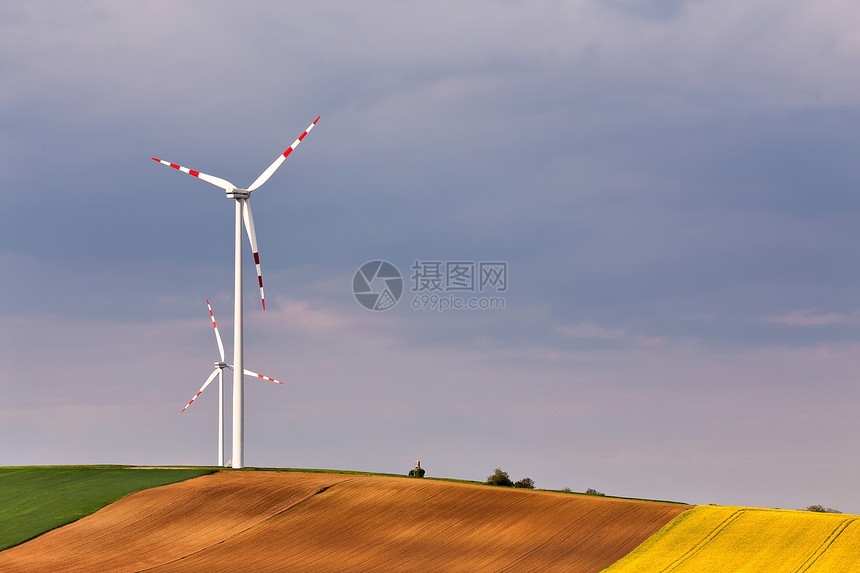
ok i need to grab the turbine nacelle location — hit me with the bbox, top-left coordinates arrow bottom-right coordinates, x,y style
214,361 -> 228,369
226,189 -> 250,200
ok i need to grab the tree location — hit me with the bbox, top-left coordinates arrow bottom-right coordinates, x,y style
408,467 -> 426,478
805,504 -> 841,513
585,488 -> 605,496
514,477 -> 535,489
486,468 -> 513,487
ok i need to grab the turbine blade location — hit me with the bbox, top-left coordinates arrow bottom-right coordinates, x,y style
242,199 -> 265,309
243,368 -> 284,385
151,157 -> 237,191
180,368 -> 220,413
247,116 -> 320,192
206,299 -> 225,362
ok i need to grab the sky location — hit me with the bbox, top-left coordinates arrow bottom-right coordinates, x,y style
2,0 -> 860,514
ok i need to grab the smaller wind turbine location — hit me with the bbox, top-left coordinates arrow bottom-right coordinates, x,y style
181,299 -> 283,467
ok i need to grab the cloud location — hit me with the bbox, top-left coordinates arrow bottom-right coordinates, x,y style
252,297 -> 359,338
766,309 -> 860,326
555,322 -> 628,341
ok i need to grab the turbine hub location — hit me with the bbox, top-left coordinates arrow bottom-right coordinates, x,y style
226,188 -> 250,200
215,361 -> 228,369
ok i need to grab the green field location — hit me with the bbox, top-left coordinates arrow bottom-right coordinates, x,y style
0,466 -> 214,551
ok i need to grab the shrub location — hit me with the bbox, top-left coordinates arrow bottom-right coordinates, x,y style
585,488 -> 605,496
514,477 -> 535,489
561,487 -> 572,493
486,468 -> 513,487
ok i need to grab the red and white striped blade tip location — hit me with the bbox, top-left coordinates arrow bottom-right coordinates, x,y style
180,368 -> 220,412
246,116 -> 320,192
206,298 -> 226,361
241,200 -> 266,309
151,157 -> 236,191
243,368 -> 284,384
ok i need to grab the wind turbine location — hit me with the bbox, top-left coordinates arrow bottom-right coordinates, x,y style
153,116 -> 319,468
181,299 -> 283,467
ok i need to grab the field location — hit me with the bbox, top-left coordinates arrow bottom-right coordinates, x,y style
0,470 -> 688,572
0,466 -> 213,551
606,505 -> 860,572
4,468 -> 855,572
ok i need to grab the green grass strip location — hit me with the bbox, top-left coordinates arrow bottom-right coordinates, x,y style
0,465 -> 214,551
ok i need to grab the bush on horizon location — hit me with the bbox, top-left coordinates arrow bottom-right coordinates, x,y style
804,504 -> 841,513
486,468 -> 514,487
514,477 -> 535,489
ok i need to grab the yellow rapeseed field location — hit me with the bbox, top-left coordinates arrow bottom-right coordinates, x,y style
607,505 -> 860,572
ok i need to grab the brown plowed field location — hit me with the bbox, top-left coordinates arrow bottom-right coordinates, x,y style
0,471 -> 689,572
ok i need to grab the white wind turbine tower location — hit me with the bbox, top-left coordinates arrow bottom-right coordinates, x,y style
153,116 -> 319,468
180,299 -> 283,467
